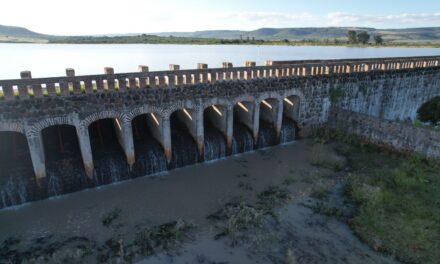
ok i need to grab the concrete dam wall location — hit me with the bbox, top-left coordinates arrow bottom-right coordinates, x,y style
0,56 -> 439,208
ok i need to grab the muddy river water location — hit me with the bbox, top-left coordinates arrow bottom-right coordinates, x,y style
0,141 -> 399,263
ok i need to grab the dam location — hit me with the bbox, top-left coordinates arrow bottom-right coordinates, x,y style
0,56 -> 439,208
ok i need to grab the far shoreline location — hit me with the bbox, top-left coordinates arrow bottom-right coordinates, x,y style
1,40 -> 440,48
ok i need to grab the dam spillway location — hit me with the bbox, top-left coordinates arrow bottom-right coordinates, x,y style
0,56 -> 439,208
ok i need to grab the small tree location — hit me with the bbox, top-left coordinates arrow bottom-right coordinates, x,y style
347,30 -> 357,43
374,35 -> 384,45
357,31 -> 370,44
417,96 -> 440,125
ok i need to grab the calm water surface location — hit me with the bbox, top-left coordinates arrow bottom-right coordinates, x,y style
0,44 -> 439,79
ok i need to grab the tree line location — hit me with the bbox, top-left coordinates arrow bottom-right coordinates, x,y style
347,30 -> 383,45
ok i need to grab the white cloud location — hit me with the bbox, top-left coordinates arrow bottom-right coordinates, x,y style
326,12 -> 440,27
1,0 -> 439,35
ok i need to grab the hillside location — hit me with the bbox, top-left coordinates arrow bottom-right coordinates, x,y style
1,24 -> 440,44
0,25 -> 49,43
154,27 -> 440,43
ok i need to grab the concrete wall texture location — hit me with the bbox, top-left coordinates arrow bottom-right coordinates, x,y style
328,108 -> 440,159
0,56 -> 439,190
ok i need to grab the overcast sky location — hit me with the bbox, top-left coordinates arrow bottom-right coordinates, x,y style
2,0 -> 440,35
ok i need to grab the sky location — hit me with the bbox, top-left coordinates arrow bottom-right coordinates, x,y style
1,0 -> 440,35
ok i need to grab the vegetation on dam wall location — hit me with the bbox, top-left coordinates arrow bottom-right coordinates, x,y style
417,96 -> 440,126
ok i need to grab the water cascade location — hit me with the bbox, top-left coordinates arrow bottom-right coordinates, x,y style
280,117 -> 297,144
131,116 -> 167,177
0,115 -> 297,209
256,120 -> 278,149
43,126 -> 89,196
0,132 -> 36,208
168,113 -> 199,169
204,120 -> 227,161
89,119 -> 130,185
232,123 -> 254,154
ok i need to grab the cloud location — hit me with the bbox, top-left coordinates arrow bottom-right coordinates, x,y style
326,12 -> 440,27
207,11 -> 440,29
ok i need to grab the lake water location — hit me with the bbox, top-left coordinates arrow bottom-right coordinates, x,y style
0,43 -> 439,79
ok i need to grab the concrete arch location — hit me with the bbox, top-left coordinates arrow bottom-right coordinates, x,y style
125,105 -> 167,123
256,92 -> 283,104
200,98 -> 233,111
282,88 -> 307,125
80,110 -> 127,129
282,88 -> 306,104
162,100 -> 201,120
231,95 -> 257,105
0,122 -> 25,134
26,116 -> 75,138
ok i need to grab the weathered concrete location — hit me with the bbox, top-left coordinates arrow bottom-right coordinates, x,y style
0,56 -> 439,192
76,126 -> 94,178
328,108 -> 440,159
113,119 -> 135,168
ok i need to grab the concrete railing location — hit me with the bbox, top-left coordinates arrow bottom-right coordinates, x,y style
0,56 -> 439,101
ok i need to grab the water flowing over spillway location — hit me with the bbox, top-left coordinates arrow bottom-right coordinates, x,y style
131,117 -> 167,177
256,120 -> 278,149
232,123 -> 255,154
280,117 -> 297,144
43,126 -> 89,196
204,120 -> 227,161
90,120 -> 130,185
0,133 -> 36,208
0,117 -> 297,209
169,114 -> 199,169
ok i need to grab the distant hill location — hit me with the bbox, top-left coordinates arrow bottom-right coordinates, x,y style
153,27 -> 440,43
0,25 -> 49,43
1,24 -> 440,44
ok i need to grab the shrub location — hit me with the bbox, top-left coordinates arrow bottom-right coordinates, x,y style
417,96 -> 440,125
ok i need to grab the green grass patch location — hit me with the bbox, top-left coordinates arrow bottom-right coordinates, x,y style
133,219 -> 194,256
102,207 -> 122,227
346,152 -> 440,264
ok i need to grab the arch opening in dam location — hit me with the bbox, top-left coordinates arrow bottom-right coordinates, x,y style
169,109 -> 199,169
88,118 -> 130,185
131,114 -> 167,177
257,98 -> 279,148
42,125 -> 88,196
232,101 -> 255,154
281,95 -> 301,143
203,105 -> 228,161
0,131 -> 35,208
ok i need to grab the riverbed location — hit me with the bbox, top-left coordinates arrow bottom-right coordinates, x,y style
0,140 -> 399,263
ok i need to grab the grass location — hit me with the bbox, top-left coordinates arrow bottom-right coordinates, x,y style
133,219 -> 194,256
413,119 -> 440,131
256,186 -> 291,212
207,201 -> 264,240
311,128 -> 440,263
102,207 -> 122,227
315,127 -> 440,264
282,176 -> 296,186
207,186 -> 291,241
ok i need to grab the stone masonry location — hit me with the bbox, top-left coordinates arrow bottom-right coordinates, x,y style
0,56 -> 439,186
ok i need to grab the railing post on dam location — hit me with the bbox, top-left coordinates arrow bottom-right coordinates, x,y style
197,63 -> 208,83
138,65 -> 150,87
245,61 -> 256,80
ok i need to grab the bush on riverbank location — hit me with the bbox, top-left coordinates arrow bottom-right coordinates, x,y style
312,128 -> 440,263
344,144 -> 440,264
